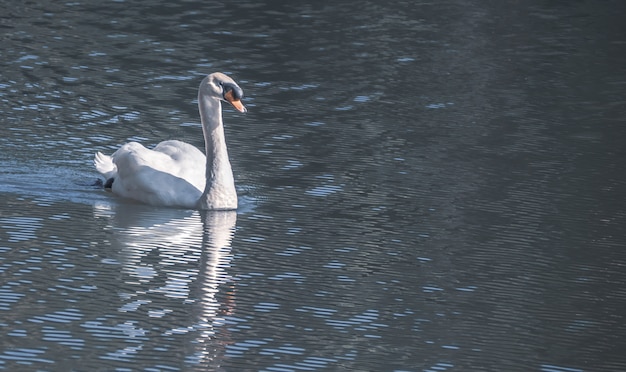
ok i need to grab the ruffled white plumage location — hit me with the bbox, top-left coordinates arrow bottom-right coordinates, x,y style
95,140 -> 205,208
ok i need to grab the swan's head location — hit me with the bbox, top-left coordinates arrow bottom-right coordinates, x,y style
202,72 -> 247,113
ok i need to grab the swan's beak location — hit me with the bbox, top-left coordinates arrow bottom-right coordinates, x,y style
224,90 -> 247,113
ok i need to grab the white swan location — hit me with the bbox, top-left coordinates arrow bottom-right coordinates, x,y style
94,72 -> 246,210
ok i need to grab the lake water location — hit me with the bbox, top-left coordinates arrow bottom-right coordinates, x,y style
1,1 -> 626,371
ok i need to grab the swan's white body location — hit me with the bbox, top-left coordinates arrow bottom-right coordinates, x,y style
94,72 -> 246,210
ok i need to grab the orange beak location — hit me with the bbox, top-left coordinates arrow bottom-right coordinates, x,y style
224,89 -> 247,113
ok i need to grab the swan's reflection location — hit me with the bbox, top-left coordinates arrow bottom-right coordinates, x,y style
189,210 -> 237,368
93,202 -> 236,369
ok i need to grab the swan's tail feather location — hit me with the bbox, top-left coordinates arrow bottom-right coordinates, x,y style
94,152 -> 117,179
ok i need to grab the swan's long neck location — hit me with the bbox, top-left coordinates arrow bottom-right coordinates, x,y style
197,92 -> 237,210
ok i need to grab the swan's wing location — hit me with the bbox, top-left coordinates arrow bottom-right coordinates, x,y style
152,139 -> 200,159
107,141 -> 206,208
112,141 -> 205,184
151,140 -> 206,189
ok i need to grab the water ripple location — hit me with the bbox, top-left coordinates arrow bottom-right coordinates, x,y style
0,348 -> 52,365
28,309 -> 83,324
0,217 -> 42,242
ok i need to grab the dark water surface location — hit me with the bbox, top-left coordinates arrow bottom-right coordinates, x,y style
2,0 -> 626,371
